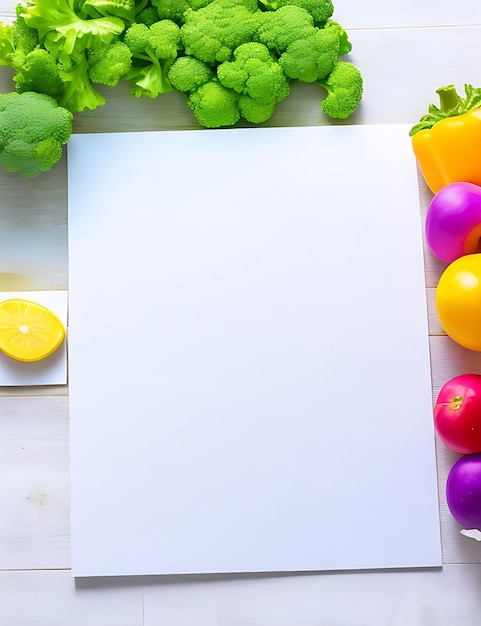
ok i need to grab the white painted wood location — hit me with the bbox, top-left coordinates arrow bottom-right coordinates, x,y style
430,337 -> 481,396
346,26 -> 481,126
0,161 -> 68,292
0,397 -> 70,570
143,564 -> 481,626
335,0 -> 481,29
0,570 -> 143,626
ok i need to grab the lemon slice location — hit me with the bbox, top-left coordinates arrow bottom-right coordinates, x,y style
0,298 -> 65,362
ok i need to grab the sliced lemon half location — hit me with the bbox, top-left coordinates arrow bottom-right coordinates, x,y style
0,298 -> 65,362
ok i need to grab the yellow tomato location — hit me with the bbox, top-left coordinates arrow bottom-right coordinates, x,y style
436,253 -> 481,351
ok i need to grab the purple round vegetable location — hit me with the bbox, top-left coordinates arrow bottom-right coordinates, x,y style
446,453 -> 481,529
425,182 -> 481,263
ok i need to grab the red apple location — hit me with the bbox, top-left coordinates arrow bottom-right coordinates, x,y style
434,374 -> 481,454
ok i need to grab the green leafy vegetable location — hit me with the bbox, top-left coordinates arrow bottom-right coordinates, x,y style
188,81 -> 240,127
0,90 -> 72,177
0,0 -> 364,175
217,42 -> 290,123
87,40 -> 132,86
318,61 -> 363,119
180,0 -> 262,64
123,19 -> 181,97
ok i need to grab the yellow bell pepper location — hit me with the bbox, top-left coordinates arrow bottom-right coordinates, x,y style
410,84 -> 481,194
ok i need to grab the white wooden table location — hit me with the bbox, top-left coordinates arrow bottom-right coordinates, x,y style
1,1 -> 481,623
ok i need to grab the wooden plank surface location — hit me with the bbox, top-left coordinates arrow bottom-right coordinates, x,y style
2,0 -> 481,623
0,571 -> 143,626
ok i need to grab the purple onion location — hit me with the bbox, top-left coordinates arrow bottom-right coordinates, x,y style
446,453 -> 481,529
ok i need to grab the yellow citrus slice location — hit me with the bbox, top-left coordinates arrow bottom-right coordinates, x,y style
0,298 -> 65,362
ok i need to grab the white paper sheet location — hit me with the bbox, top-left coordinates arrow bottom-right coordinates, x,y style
68,125 -> 441,577
0,291 -> 68,386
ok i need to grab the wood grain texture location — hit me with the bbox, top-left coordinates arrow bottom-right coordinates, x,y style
0,570 -> 143,626
0,397 -> 70,570
143,564 -> 481,626
1,0 -> 481,622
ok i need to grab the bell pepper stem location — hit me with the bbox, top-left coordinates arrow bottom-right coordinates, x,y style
436,85 -> 463,114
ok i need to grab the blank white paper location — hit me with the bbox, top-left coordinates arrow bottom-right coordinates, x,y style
68,125 -> 441,578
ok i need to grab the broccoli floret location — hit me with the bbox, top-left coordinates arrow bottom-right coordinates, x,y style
123,21 -> 150,53
136,5 -> 161,26
149,19 -> 181,59
13,4 -> 40,54
0,5 -> 40,68
0,91 -> 72,177
13,47 -> 64,97
318,61 -> 363,119
278,26 -> 338,82
256,5 -> 315,54
181,0 -> 261,64
88,40 -> 132,85
168,55 -> 214,92
150,0 -> 214,24
188,81 -> 240,127
0,9 -> 63,98
324,19 -> 352,56
123,20 -> 180,97
217,42 -> 289,123
259,0 -> 333,27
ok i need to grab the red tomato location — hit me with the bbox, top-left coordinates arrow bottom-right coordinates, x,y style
434,374 -> 481,454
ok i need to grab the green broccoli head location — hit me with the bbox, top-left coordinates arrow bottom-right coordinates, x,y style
324,20 -> 352,56
256,5 -> 315,54
13,47 -> 64,97
0,5 -> 40,71
124,19 -> 181,60
0,91 -> 73,177
13,4 -> 40,54
136,6 -> 162,26
187,81 -> 240,128
150,0 -> 214,24
181,0 -> 262,64
123,20 -> 180,97
168,55 -> 214,92
88,40 -> 132,85
123,22 -> 150,54
237,95 -> 276,124
259,0 -> 334,27
278,26 -> 339,83
319,61 -> 363,119
148,19 -> 181,60
217,42 -> 289,123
